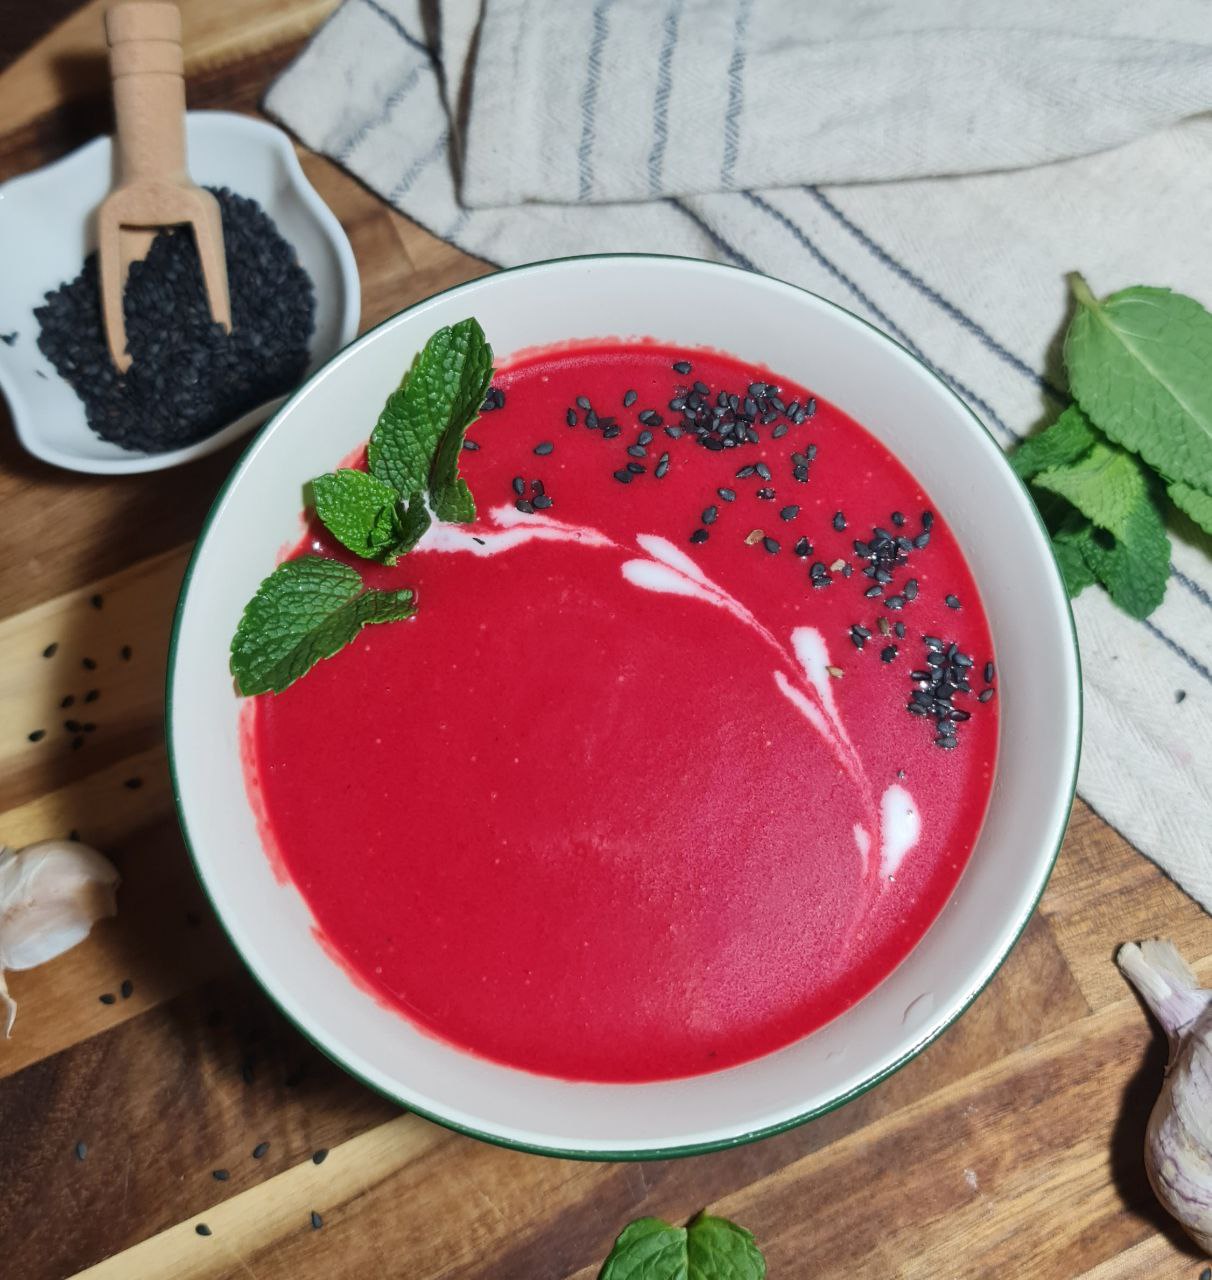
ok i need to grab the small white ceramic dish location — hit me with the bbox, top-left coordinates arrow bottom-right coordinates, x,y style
169,256 -> 1080,1159
0,111 -> 359,475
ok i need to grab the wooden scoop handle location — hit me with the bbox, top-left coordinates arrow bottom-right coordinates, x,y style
105,2 -> 187,187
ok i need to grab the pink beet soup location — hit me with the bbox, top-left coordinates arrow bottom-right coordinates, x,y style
245,341 -> 998,1083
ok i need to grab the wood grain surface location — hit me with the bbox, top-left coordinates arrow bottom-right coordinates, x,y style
0,3 -> 1209,1277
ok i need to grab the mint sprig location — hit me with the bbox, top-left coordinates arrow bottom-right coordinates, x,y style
229,318 -> 494,696
598,1214 -> 766,1280
230,558 -> 415,695
1013,274 -> 1212,619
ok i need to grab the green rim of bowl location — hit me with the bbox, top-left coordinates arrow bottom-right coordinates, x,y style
167,252 -> 1082,1161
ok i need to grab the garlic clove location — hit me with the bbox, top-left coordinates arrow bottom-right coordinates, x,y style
0,840 -> 120,1036
1118,939 -> 1212,1254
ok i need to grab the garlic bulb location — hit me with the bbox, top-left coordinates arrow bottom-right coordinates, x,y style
1118,939 -> 1212,1252
0,840 -> 120,1036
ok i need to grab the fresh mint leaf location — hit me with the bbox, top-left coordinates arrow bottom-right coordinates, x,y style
1169,481 -> 1212,537
598,1214 -> 765,1280
313,469 -> 405,563
1079,524 -> 1169,619
1032,440 -> 1170,618
230,556 -> 414,695
1050,518 -> 1098,598
1065,274 -> 1212,491
396,491 -> 433,553
1011,406 -> 1098,481
367,318 -> 493,521
1033,441 -> 1163,544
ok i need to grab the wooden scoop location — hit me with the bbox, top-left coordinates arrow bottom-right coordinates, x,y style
98,2 -> 230,373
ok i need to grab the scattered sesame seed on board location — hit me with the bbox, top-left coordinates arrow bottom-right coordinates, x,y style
312,1148 -> 329,1165
212,1169 -> 229,1181
99,993 -> 116,1005
196,1223 -> 212,1237
75,1141 -> 87,1161
42,642 -> 58,658
310,1211 -> 323,1230
252,1141 -> 270,1159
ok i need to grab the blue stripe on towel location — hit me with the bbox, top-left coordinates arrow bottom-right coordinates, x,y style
720,0 -> 753,189
648,0 -> 685,197
578,0 -> 617,202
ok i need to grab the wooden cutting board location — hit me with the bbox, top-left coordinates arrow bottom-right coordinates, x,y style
0,3 -> 1209,1277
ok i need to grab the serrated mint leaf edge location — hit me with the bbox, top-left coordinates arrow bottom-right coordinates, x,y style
312,469 -> 405,563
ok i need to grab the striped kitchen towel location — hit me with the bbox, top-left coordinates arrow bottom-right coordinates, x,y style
266,0 -> 1212,909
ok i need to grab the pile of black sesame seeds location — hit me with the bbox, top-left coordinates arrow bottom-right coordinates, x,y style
35,187 -> 315,453
906,641 -> 996,749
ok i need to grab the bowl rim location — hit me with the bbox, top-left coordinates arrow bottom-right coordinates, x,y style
0,110 -> 361,476
167,252 -> 1082,1160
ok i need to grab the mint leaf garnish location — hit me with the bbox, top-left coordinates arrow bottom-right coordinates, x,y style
396,492 -> 433,553
599,1214 -> 766,1280
1078,524 -> 1169,619
367,318 -> 493,520
1065,275 -> 1212,491
1010,406 -> 1097,481
1170,480 -> 1212,537
313,469 -> 407,563
230,557 -> 414,695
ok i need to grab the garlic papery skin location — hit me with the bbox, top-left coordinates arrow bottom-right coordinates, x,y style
1118,939 -> 1212,1253
0,840 -> 120,1037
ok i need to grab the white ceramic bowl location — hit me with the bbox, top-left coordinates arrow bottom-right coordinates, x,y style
169,256 -> 1080,1158
0,111 -> 359,475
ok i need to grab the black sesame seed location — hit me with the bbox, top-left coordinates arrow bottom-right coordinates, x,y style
891,511 -> 905,527
716,487 -> 736,503
772,423 -> 789,439
196,1224 -> 212,1237
533,441 -> 554,456
669,397 -> 685,412
762,537 -> 780,554
514,499 -> 535,514
120,645 -> 132,661
82,657 -> 97,670
576,395 -> 591,410
532,495 -> 553,509
603,425 -> 621,439
75,1141 -> 87,1161
586,410 -> 599,429
672,360 -> 692,374
913,532 -> 931,549
924,636 -> 944,650
881,646 -> 898,663
639,410 -> 660,426
735,465 -> 756,479
637,429 -> 654,446
702,506 -> 719,525
945,594 -> 961,609
664,425 -> 683,439
851,633 -> 866,650
28,729 -> 45,742
984,661 -> 995,683
852,625 -> 872,639
779,505 -> 799,520
99,993 -> 116,1005
213,1169 -> 229,1181
511,476 -> 525,495
626,461 -> 645,474
978,688 -> 995,703
794,536 -> 811,557
832,511 -> 846,531
626,444 -> 647,458
903,579 -> 919,601
65,719 -> 82,732
755,462 -> 772,482
792,465 -> 808,482
623,389 -> 638,407
655,453 -> 670,478
311,1211 -> 323,1230
693,380 -> 709,396
865,585 -> 883,598
756,488 -> 775,500
252,1141 -> 270,1159
613,469 -> 632,484
566,408 -> 577,426
90,594 -> 103,610
43,642 -> 59,658
886,595 -> 906,611
689,529 -> 709,544
922,511 -> 935,529
312,1148 -> 329,1165
894,621 -> 905,638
